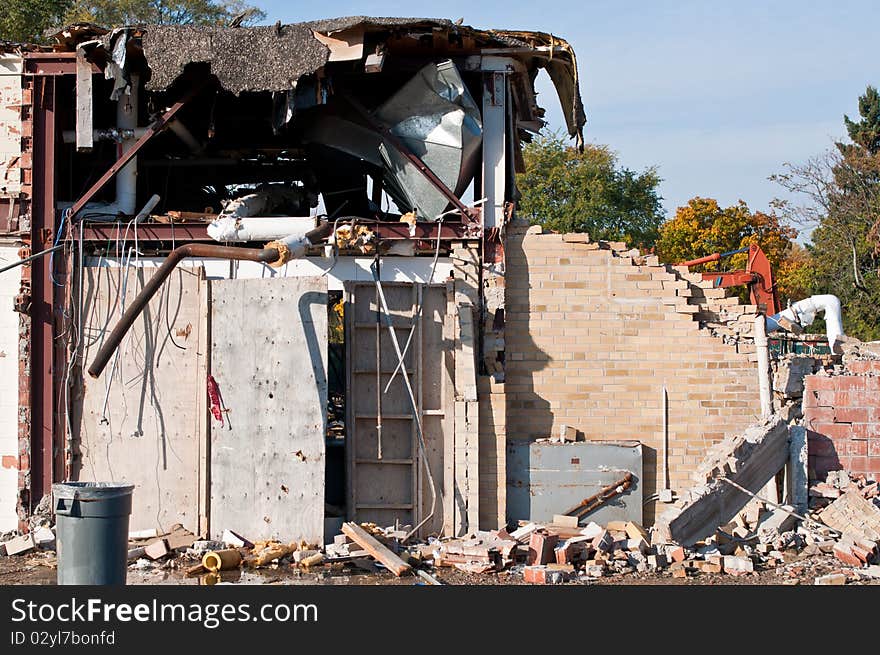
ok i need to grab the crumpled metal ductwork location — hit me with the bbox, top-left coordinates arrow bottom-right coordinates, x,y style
374,60 -> 482,219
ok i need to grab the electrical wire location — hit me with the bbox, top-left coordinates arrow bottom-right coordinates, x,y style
382,197 -> 487,393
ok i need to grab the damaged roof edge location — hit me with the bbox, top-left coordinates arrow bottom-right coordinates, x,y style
56,16 -> 586,144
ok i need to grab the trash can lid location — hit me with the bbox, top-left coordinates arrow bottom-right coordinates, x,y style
52,481 -> 134,501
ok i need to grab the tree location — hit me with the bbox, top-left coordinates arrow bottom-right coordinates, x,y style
516,133 -> 664,247
63,1 -> 265,27
772,85 -> 880,340
0,0 -> 71,43
0,0 -> 266,43
655,197 -> 797,290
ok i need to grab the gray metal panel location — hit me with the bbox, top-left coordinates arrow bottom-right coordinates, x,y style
506,441 -> 643,526
209,276 -> 327,543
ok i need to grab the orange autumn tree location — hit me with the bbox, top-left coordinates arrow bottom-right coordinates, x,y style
656,197 -> 803,304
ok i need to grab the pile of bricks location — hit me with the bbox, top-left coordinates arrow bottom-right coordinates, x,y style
816,486 -> 880,567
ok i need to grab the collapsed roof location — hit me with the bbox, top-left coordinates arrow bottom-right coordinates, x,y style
52,16 -> 586,145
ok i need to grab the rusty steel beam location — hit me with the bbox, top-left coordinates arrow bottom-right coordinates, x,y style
28,75 -> 59,507
87,244 -> 280,379
24,52 -> 100,76
81,220 -> 474,242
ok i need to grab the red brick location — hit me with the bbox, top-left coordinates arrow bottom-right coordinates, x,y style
840,440 -> 868,457
851,391 -> 880,406
866,457 -> 880,475
805,407 -> 836,427
810,422 -> 853,440
528,531 -> 559,565
849,457 -> 870,474
847,361 -> 880,374
868,441 -> 880,457
804,376 -> 838,391
523,565 -> 547,584
834,407 -> 870,423
836,377 -> 866,391
851,423 -> 880,439
834,544 -> 862,567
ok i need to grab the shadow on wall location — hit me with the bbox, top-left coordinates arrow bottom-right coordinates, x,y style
806,430 -> 843,480
503,225 -> 552,526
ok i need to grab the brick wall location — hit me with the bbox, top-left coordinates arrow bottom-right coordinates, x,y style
803,360 -> 880,480
504,226 -> 762,525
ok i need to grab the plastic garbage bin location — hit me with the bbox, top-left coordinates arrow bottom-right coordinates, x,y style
52,482 -> 134,585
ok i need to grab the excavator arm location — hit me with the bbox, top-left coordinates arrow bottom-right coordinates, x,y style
677,243 -> 780,315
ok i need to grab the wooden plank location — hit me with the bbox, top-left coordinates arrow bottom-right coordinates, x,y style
76,266 -> 204,534
341,522 -> 411,576
74,47 -> 92,151
209,276 -> 327,543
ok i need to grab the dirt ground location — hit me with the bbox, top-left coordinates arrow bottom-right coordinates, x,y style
2,550 -> 877,586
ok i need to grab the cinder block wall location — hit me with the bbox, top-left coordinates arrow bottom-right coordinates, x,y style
504,227 -> 762,525
804,361 -> 880,480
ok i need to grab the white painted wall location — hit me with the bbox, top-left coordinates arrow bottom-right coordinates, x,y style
0,242 -> 21,531
0,54 -> 23,196
85,255 -> 454,290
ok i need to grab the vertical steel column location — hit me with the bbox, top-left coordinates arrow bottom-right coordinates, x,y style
29,74 -> 59,504
481,70 -> 508,230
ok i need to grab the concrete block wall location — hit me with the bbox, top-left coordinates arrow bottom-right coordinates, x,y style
803,360 -> 880,480
504,227 -> 762,525
478,375 -> 506,529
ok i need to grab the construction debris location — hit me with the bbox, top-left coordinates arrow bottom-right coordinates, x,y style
655,413 -> 791,546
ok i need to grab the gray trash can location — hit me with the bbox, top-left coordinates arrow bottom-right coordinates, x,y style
52,482 -> 134,585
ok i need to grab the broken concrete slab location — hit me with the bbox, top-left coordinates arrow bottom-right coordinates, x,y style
222,529 -> 254,549
722,555 -> 754,575
4,533 -> 35,556
814,573 -> 847,585
33,526 -> 55,550
655,414 -> 790,546
773,355 -> 818,399
756,506 -> 799,543
144,538 -> 170,560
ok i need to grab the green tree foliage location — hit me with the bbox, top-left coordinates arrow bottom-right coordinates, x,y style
63,0 -> 265,27
0,0 -> 71,43
516,133 -> 664,247
772,85 -> 880,340
0,0 -> 266,42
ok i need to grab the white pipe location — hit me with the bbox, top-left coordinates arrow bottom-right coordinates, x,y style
662,385 -> 669,490
754,313 -> 773,418
768,294 -> 844,353
206,216 -> 316,242
115,73 -> 139,215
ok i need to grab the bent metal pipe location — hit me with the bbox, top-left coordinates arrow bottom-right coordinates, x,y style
87,244 -> 280,378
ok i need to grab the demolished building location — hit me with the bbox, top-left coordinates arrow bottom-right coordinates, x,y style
0,17 -> 876,559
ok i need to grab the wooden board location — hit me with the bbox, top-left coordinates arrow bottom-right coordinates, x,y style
75,266 -> 206,534
341,522 -> 411,576
209,276 -> 327,543
345,282 -> 452,537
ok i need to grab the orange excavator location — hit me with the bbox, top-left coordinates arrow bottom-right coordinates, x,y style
676,243 -> 780,316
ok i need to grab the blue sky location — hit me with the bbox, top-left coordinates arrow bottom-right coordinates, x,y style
258,1 -> 877,223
